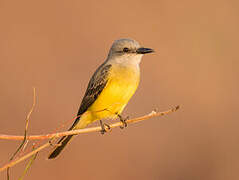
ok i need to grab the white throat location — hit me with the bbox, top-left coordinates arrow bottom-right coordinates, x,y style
107,54 -> 143,69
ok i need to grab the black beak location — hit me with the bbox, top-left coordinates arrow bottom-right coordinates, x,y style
136,47 -> 154,54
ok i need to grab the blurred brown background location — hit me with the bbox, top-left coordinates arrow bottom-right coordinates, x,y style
0,0 -> 239,179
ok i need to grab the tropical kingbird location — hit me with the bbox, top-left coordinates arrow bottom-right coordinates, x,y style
48,38 -> 154,159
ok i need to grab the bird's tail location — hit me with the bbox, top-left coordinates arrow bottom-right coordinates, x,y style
48,116 -> 85,159
48,134 -> 74,159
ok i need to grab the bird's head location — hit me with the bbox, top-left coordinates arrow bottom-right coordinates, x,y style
107,38 -> 154,65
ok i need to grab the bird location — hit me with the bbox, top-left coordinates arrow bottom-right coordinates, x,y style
48,38 -> 154,159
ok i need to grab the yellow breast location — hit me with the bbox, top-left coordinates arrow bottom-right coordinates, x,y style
88,64 -> 140,121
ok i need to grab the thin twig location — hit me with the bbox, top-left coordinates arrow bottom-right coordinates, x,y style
1,143 -> 50,173
18,146 -> 38,180
0,105 -> 180,141
0,105 -> 180,172
6,87 -> 36,179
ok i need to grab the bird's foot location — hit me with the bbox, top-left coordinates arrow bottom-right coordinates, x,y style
117,114 -> 129,129
100,120 -> 111,135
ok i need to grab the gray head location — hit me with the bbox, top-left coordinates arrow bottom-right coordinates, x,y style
107,38 -> 154,64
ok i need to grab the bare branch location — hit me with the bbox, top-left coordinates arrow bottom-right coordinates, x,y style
1,143 -> 50,173
18,146 -> 38,180
0,105 -> 180,141
6,87 -> 36,179
0,105 -> 180,173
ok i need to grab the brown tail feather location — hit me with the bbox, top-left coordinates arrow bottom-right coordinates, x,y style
48,134 -> 74,159
48,115 -> 89,159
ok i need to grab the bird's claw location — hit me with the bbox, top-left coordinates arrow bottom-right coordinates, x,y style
118,115 -> 129,129
100,120 -> 111,135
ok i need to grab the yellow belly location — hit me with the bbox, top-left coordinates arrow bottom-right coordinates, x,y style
88,65 -> 139,122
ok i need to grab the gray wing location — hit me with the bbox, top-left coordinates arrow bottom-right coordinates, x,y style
77,63 -> 112,115
69,63 -> 112,129
48,64 -> 112,159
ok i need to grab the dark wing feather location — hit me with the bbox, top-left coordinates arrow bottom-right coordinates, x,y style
70,63 -> 112,129
48,64 -> 112,159
78,63 -> 112,115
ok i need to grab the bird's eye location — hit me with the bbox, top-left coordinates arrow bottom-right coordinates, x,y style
123,47 -> 130,52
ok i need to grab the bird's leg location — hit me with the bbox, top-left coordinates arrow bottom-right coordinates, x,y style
100,120 -> 111,135
117,114 -> 129,129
